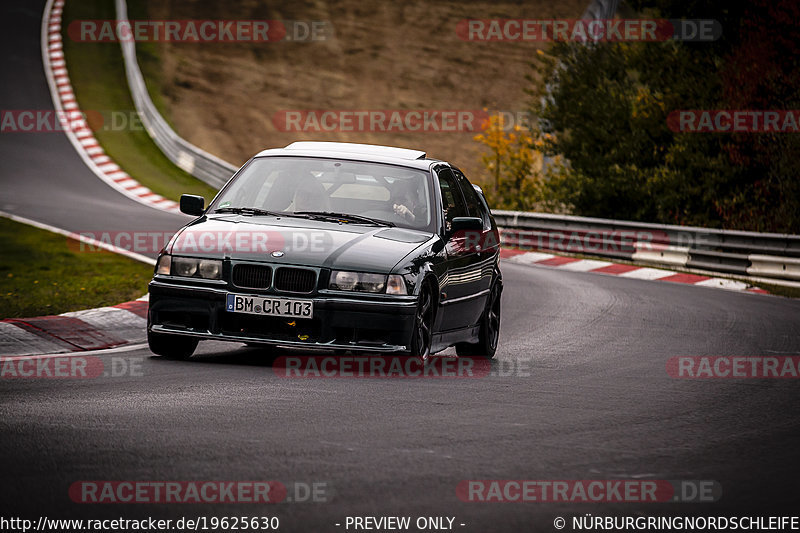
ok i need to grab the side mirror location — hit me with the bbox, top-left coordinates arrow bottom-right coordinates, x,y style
450,217 -> 483,234
180,194 -> 205,216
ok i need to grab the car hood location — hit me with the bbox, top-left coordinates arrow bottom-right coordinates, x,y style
168,215 -> 434,273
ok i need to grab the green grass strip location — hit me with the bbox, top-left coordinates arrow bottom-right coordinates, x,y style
0,218 -> 152,318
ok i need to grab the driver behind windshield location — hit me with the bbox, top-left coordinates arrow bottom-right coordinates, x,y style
291,172 -> 330,212
391,180 -> 426,226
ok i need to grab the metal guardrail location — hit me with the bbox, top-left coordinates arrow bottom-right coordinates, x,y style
115,0 -> 236,189
494,211 -> 800,282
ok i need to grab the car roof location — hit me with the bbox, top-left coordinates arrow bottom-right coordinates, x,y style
253,141 -> 443,170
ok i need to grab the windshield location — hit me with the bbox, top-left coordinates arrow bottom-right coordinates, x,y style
211,157 -> 433,231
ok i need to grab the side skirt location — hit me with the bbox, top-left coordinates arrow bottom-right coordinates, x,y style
431,324 -> 480,354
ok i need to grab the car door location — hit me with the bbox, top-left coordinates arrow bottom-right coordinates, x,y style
454,168 -> 497,317
435,166 -> 484,331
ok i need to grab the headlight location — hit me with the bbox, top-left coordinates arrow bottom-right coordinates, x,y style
198,260 -> 222,279
329,271 -> 386,293
332,270 -> 359,291
173,257 -> 198,277
169,257 -> 222,280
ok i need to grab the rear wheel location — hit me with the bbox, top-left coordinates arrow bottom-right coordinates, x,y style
409,282 -> 434,360
148,330 -> 198,360
456,281 -> 501,359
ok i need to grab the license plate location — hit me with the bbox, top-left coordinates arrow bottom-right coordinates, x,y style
226,294 -> 313,318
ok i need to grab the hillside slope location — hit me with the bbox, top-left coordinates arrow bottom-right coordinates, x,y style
139,0 -> 586,180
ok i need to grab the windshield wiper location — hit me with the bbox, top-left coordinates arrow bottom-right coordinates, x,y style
294,211 -> 395,227
211,207 -> 321,220
212,206 -> 284,216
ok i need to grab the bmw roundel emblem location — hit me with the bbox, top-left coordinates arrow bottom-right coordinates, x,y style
271,250 -> 285,257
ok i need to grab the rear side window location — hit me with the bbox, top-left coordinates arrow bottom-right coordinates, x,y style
436,167 -> 468,231
454,169 -> 490,229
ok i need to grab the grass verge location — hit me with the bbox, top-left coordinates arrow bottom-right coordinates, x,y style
60,0 -> 219,202
0,218 -> 152,318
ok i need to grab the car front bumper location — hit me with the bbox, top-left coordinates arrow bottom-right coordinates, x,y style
148,279 -> 418,353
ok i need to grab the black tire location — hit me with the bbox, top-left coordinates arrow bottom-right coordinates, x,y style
409,282 -> 434,360
147,330 -> 198,360
456,281 -> 501,359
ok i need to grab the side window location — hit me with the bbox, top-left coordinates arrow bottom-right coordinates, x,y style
454,169 -> 490,229
436,167 -> 468,231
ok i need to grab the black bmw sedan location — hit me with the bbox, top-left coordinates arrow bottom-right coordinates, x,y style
147,141 -> 502,360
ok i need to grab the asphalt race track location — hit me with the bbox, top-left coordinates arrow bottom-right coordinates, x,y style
3,263 -> 800,531
2,1 -> 800,531
0,1 -> 186,244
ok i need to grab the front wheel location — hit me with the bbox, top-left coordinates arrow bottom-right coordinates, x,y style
456,282 -> 501,359
148,330 -> 198,360
409,282 -> 434,360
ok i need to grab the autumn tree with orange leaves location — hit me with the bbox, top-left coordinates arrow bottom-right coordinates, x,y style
473,113 -> 546,211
